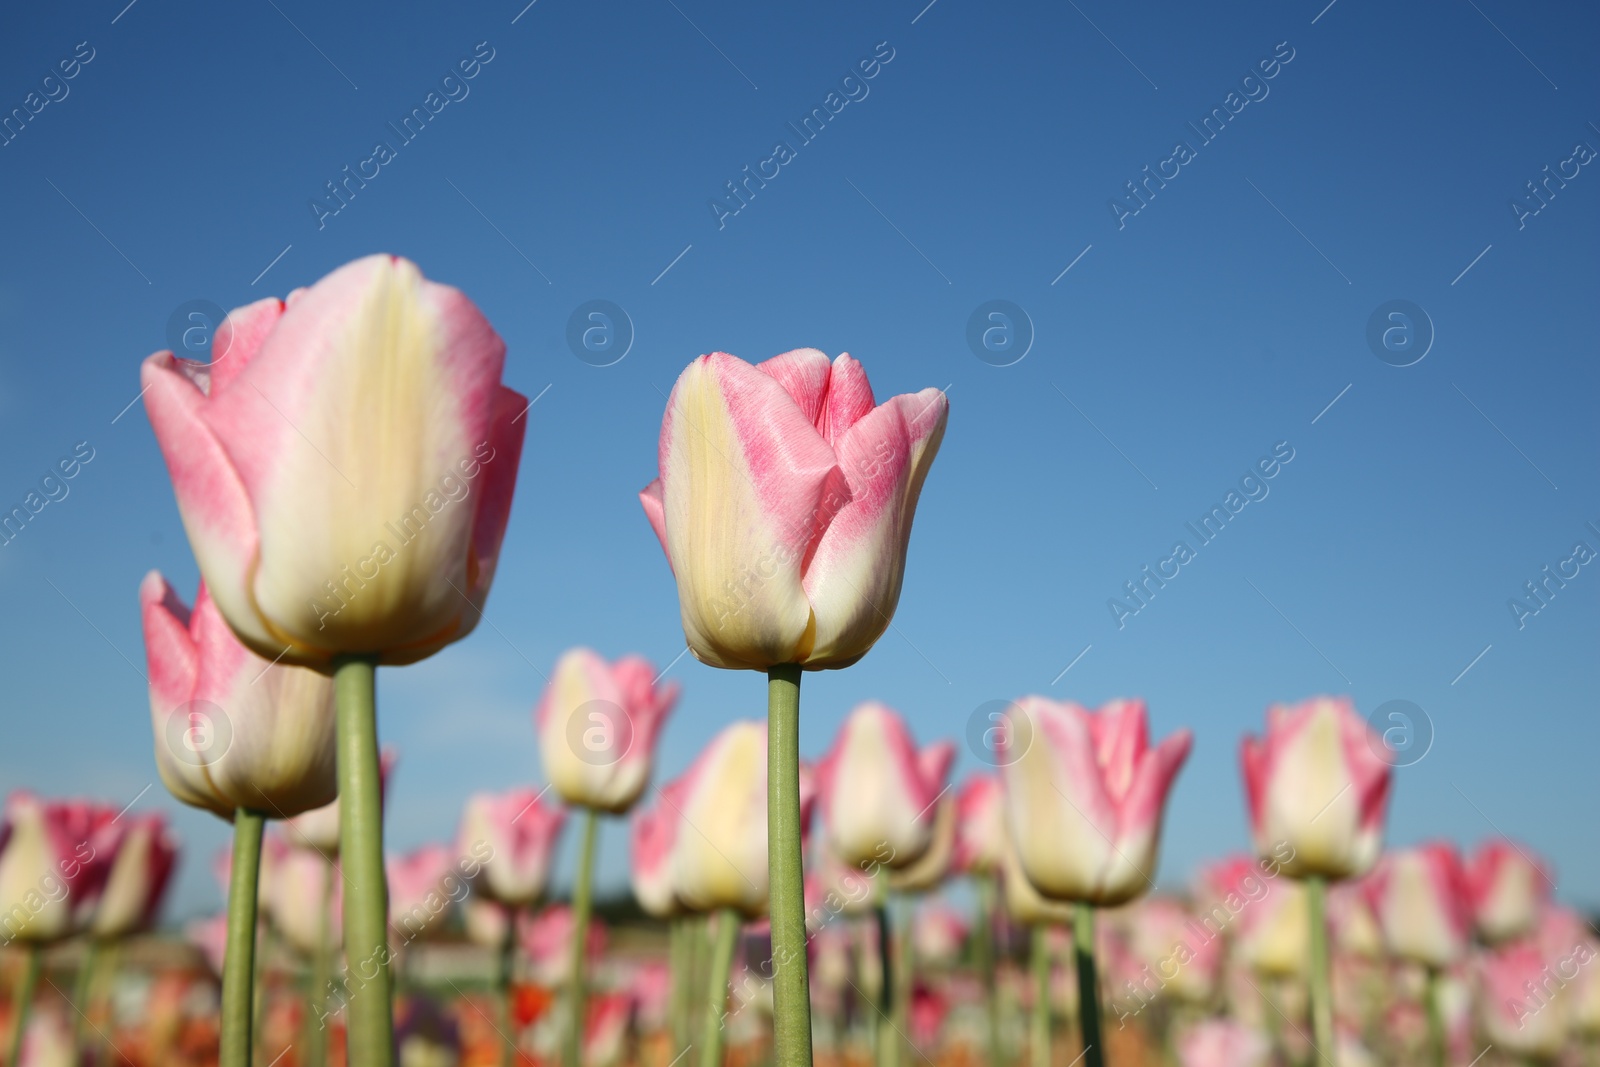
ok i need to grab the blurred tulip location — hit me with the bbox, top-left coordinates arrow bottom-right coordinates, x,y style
999,835 -> 1075,927
582,992 -> 631,1067
462,896 -> 514,949
628,959 -> 673,1034
815,701 -> 955,873
141,572 -> 338,819
908,983 -> 949,1049
519,905 -> 607,987
629,784 -> 682,919
1124,897 -> 1225,1006
186,912 -> 230,975
999,697 -> 1191,907
1326,881 -> 1384,960
1573,933 -> 1600,1038
284,746 -> 397,852
1477,939 -> 1579,1061
669,721 -> 816,916
1196,855 -> 1308,978
141,254 -> 527,669
88,811 -> 179,938
1240,695 -> 1392,882
639,349 -> 948,671
889,790 -> 957,894
953,773 -> 1004,875
457,786 -> 566,907
387,843 -> 458,943
15,1003 -> 73,1067
1465,836 -> 1554,945
0,793 -> 122,944
1176,1018 -> 1272,1067
1366,842 -> 1471,968
911,901 -> 969,966
535,648 -> 680,813
268,844 -> 341,956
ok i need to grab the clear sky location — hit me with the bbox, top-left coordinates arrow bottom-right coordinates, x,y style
1,0 -> 1595,923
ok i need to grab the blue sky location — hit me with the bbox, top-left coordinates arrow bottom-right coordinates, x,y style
1,0 -> 1595,922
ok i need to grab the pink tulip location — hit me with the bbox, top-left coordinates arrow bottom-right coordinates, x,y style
141,572 -> 338,820
535,647 -> 680,813
0,793 -> 123,944
1476,922 -> 1590,1061
1195,854 -> 1308,978
911,901 -> 969,965
1240,695 -> 1392,881
461,896 -> 513,949
998,834 -> 1075,927
186,912 -> 230,976
639,348 -> 948,671
457,786 -> 566,907
1124,897 -> 1225,1006
387,843 -> 460,943
1366,842 -> 1471,968
629,783 -> 683,919
998,697 -> 1191,907
583,991 -> 632,1067
1465,836 -> 1554,945
887,787 -> 957,894
952,773 -> 1004,875
267,844 -> 340,956
908,983 -> 949,1049
283,746 -> 398,852
668,721 -> 816,916
627,959 -> 673,1033
140,255 -> 526,669
15,1002 -> 73,1067
89,812 -> 179,939
815,701 -> 955,873
519,904 -> 607,987
1175,1018 -> 1272,1067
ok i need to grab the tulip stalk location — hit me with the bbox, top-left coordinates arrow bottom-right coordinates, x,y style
334,655 -> 395,1067
497,914 -> 518,1067
564,807 -> 599,1067
72,937 -> 102,1057
1305,876 -> 1335,1065
1424,966 -> 1446,1067
306,859 -> 333,1067
767,664 -> 814,1067
701,908 -> 740,1067
1030,925 -> 1051,1067
222,808 -> 265,1067
670,918 -> 691,1054
974,876 -> 1003,1067
890,897 -> 912,1067
1074,903 -> 1104,1067
7,942 -> 42,1067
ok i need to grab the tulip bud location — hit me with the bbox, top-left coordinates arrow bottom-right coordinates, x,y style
999,697 -> 1190,907
1367,842 -> 1471,969
1125,897 -> 1225,1006
815,702 -> 954,873
0,793 -> 123,945
89,813 -> 179,939
519,904 -> 606,987
629,785 -> 683,919
1240,696 -> 1392,882
141,571 -> 337,820
267,844 -> 340,957
387,844 -> 458,944
1176,1019 -> 1273,1067
141,255 -> 527,669
457,787 -> 566,907
999,834 -> 1075,927
283,747 -> 397,852
1465,836 -> 1553,945
952,773 -> 1004,875
910,901 -> 969,966
462,896 -> 513,949
1196,855 -> 1308,979
535,647 -> 680,813
640,349 -> 948,671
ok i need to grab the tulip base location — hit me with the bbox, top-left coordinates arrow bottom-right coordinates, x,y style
334,654 -> 394,1067
1305,876 -> 1335,1066
564,807 -> 598,1067
701,908 -> 740,1067
767,663 -> 814,1067
1074,903 -> 1105,1067
222,808 -> 266,1067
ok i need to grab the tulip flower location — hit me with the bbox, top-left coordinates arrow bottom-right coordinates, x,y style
186,913 -> 230,976
629,784 -> 683,920
1476,939 -> 1577,1062
888,790 -> 956,895
267,844 -> 342,958
815,702 -> 955,873
953,773 -> 1005,876
1465,836 -> 1553,945
284,747 -> 398,853
142,255 -> 526,1067
518,905 -> 607,988
1240,695 -> 1393,1062
87,812 -> 178,940
1367,842 -> 1471,969
1125,897 -> 1225,1008
387,844 -> 458,945
640,349 -> 949,1067
141,572 -> 338,821
458,787 -> 566,908
535,648 -> 680,814
911,901 -> 969,966
1176,1018 -> 1273,1067
1194,855 -> 1308,979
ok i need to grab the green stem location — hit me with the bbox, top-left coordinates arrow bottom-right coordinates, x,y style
306,857 -> 333,1067
222,808 -> 265,1067
1305,876 -> 1334,1066
564,807 -> 599,1067
7,942 -> 42,1067
71,937 -> 101,1059
873,893 -> 895,1067
701,908 -> 740,1067
975,876 -> 1002,1067
498,909 -> 518,1067
1074,903 -> 1104,1067
1031,925 -> 1051,1067
1424,966 -> 1445,1067
671,918 -> 690,1054
767,664 -> 813,1067
334,654 -> 393,1067
891,897 -> 912,1067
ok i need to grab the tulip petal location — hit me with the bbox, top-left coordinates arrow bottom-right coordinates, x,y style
1087,698 -> 1149,805
1003,698 -> 1118,902
454,384 -> 529,640
209,297 -> 284,396
818,353 -> 876,446
658,354 -> 844,669
755,348 -> 832,426
639,478 -> 670,561
802,386 -> 948,667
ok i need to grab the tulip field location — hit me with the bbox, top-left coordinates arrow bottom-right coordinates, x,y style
2,4 -> 1596,1067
